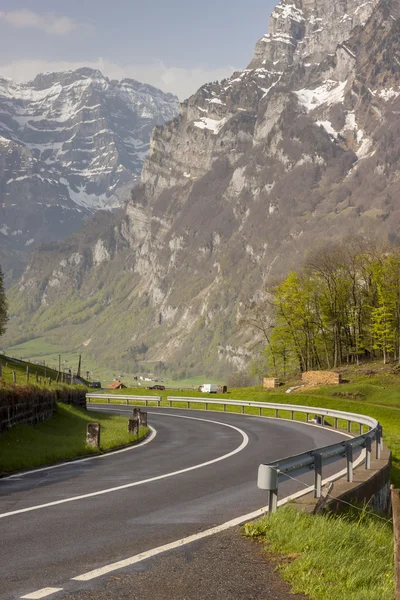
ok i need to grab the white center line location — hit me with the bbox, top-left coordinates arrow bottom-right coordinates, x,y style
0,414 -> 249,519
21,588 -> 63,599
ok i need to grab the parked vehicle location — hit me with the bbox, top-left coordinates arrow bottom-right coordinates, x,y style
148,384 -> 166,390
199,383 -> 218,393
89,381 -> 102,388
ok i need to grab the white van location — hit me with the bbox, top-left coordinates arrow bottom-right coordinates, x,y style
200,383 -> 218,393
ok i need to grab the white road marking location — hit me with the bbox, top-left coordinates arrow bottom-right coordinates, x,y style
20,588 -> 63,599
3,426 -> 157,480
72,449 -> 366,582
0,414 -> 248,519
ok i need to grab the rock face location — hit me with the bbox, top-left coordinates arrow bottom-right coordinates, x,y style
6,0 -> 400,377
0,69 -> 178,281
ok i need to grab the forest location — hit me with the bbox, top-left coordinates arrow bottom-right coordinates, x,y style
244,238 -> 400,377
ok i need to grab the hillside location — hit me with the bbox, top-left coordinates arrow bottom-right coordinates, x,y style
4,0 -> 400,378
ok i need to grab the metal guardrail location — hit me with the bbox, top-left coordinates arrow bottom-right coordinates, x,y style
86,393 -> 382,508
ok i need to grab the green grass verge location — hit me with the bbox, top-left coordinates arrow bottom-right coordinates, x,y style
244,506 -> 393,600
0,403 -> 149,475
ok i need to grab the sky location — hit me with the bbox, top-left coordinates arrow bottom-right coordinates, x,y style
0,0 -> 277,99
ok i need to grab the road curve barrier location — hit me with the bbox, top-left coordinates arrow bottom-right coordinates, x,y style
86,393 -> 382,508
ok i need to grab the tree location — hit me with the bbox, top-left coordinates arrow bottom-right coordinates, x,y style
0,265 -> 7,337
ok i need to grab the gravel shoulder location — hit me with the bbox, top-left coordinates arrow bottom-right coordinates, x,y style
68,527 -> 309,600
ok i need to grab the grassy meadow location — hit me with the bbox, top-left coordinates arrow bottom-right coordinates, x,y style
0,402 -> 149,474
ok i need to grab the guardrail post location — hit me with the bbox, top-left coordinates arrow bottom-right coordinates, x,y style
346,444 -> 354,482
242,405 -> 245,414
224,404 -> 227,412
275,409 -> 279,418
359,424 -> 363,435
206,402 -> 209,410
169,400 -> 172,408
291,411 -> 294,420
306,413 -> 309,423
269,488 -> 278,513
376,426 -> 382,459
334,417 -> 338,429
347,421 -> 352,433
259,407 -> 262,416
365,437 -> 372,470
108,398 -> 110,404
314,453 -> 323,498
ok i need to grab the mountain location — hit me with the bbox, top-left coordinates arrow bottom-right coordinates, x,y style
0,68 -> 179,282
5,0 -> 400,377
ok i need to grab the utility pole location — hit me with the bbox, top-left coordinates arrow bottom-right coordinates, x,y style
77,354 -> 82,378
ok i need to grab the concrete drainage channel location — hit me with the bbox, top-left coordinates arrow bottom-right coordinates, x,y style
86,393 -> 391,513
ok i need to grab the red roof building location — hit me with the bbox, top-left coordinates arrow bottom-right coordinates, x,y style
107,381 -> 126,390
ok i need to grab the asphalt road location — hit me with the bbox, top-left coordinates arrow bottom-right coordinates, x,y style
0,406 -> 352,600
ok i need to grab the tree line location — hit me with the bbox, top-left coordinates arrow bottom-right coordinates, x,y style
242,239 -> 400,377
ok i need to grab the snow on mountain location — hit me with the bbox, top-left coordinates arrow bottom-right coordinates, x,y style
7,0 -> 400,375
0,68 -> 178,279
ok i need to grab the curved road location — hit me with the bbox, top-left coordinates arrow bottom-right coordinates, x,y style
0,406 -> 353,599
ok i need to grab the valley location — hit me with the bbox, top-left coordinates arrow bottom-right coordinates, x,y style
3,0 -> 400,379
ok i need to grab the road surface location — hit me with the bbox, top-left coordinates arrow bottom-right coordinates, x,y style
0,406 -> 352,599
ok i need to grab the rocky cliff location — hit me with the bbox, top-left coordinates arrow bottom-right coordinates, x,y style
0,69 -> 178,282
5,0 -> 400,377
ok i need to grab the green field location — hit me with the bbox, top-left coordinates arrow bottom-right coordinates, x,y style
4,338 -> 117,384
0,403 -> 149,474
4,338 -> 215,389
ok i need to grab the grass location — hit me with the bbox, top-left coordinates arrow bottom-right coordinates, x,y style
0,403 -> 149,474
244,506 -> 393,600
0,353 -> 60,384
3,340 -> 119,386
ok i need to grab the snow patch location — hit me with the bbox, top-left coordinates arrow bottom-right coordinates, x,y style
316,120 -> 338,139
193,117 -> 227,134
295,80 -> 347,112
377,88 -> 400,101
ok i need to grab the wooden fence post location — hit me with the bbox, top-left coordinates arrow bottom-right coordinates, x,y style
12,371 -> 16,383
26,367 -> 29,383
391,486 -> 400,599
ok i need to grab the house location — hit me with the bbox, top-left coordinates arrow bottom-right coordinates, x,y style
107,381 -> 126,390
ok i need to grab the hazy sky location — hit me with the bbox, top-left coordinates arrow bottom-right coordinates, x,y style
0,1 -> 277,99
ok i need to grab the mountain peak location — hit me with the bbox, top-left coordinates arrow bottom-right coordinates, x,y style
0,69 -> 179,279
30,67 -> 107,90
250,0 -> 379,70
